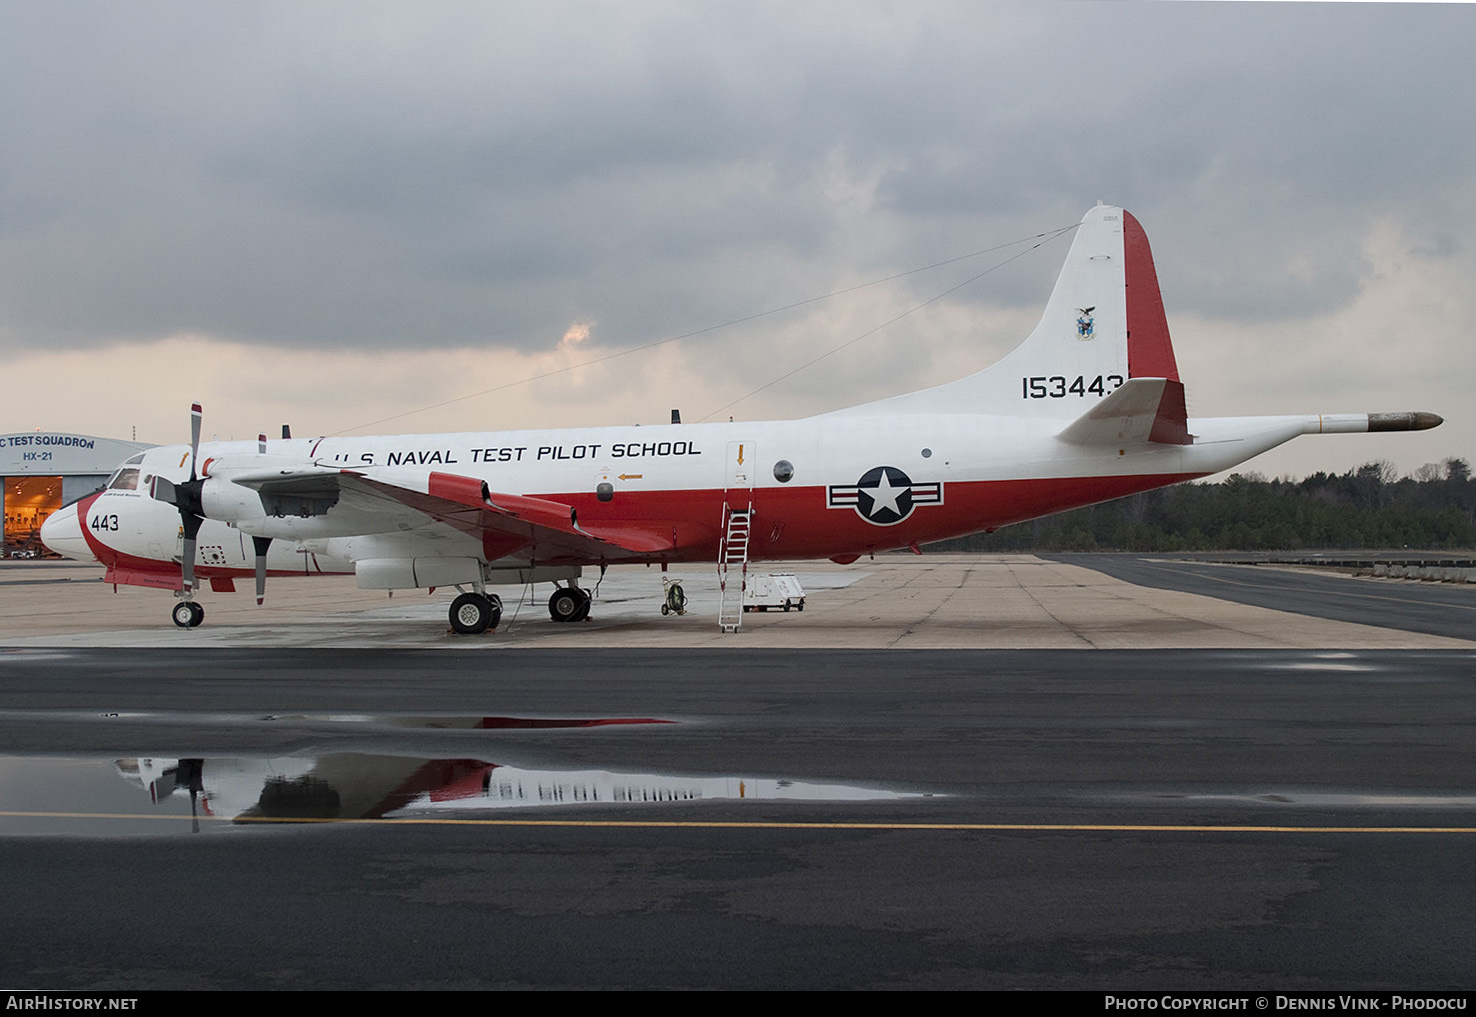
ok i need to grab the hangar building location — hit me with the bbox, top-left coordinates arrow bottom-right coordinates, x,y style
2,432 -> 152,556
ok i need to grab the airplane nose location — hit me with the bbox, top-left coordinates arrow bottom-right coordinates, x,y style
40,503 -> 94,563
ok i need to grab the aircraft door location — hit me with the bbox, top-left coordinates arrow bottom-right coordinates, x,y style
724,440 -> 755,504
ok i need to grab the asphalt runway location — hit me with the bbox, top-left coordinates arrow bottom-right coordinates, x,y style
2,557 -> 1475,989
1059,554 -> 1476,641
4,646 -> 1476,990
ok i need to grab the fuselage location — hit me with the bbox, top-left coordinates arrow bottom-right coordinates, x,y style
46,408 -> 1312,585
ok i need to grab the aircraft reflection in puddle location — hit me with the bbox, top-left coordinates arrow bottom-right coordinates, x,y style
1,714 -> 926,833
0,753 -> 925,834
115,753 -> 922,830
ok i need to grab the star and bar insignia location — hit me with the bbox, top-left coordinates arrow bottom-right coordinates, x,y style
827,466 -> 943,526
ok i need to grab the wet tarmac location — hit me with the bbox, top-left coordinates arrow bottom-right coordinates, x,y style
2,556 -> 1475,989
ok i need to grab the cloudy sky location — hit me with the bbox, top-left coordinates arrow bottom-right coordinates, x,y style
1,1 -> 1470,479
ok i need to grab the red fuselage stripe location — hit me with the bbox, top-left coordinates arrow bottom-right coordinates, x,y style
78,471 -> 1207,582
534,471 -> 1207,565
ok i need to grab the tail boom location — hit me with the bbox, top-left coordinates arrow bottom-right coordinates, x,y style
1307,412 -> 1444,434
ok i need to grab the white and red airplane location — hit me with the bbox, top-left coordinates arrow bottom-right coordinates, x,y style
41,204 -> 1440,632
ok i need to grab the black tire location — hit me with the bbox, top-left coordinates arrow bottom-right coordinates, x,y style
450,592 -> 493,634
548,588 -> 583,623
172,602 -> 195,628
570,588 -> 592,622
797,600 -> 805,612
189,602 -> 204,627
661,603 -> 669,615
783,600 -> 791,612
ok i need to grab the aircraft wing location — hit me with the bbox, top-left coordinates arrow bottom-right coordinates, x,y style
229,465 -> 675,560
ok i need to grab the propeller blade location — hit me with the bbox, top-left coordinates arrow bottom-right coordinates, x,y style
252,536 -> 272,605
181,540 -> 195,592
150,475 -> 179,507
181,514 -> 203,593
189,403 -> 203,481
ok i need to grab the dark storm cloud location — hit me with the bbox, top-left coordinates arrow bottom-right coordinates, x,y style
869,4 -> 1476,321
1,1 -> 1472,355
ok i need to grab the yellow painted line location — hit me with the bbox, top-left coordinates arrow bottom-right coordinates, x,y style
3,811 -> 1475,833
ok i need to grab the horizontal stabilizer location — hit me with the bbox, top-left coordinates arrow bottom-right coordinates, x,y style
1057,378 -> 1191,446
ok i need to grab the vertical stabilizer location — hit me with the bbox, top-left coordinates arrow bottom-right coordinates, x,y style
830,205 -> 1186,432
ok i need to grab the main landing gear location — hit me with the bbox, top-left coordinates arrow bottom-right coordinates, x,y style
449,592 -> 503,635
171,600 -> 204,628
444,583 -> 588,633
548,586 -> 592,623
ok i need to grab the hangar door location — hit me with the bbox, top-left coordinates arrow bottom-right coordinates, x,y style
3,476 -> 62,556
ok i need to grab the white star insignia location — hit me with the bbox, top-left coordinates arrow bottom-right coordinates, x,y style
867,470 -> 906,517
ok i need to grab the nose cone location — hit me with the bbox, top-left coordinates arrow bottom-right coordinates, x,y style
40,503 -> 94,563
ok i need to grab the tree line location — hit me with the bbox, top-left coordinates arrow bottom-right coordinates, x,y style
932,458 -> 1476,552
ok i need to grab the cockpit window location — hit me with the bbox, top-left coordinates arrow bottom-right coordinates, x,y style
107,467 -> 140,491
124,453 -> 146,465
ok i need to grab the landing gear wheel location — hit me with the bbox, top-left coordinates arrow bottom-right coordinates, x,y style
450,592 -> 496,634
570,588 -> 592,622
548,587 -> 583,623
172,601 -> 204,628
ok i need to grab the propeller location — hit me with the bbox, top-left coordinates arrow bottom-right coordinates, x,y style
252,535 -> 272,606
152,406 -> 280,605
253,435 -> 273,604
150,403 -> 206,596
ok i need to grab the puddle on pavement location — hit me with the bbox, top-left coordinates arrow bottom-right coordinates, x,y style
1171,791 -> 1476,808
0,711 -> 677,731
0,751 -> 927,835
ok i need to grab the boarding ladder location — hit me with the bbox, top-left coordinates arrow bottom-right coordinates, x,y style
717,503 -> 752,632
